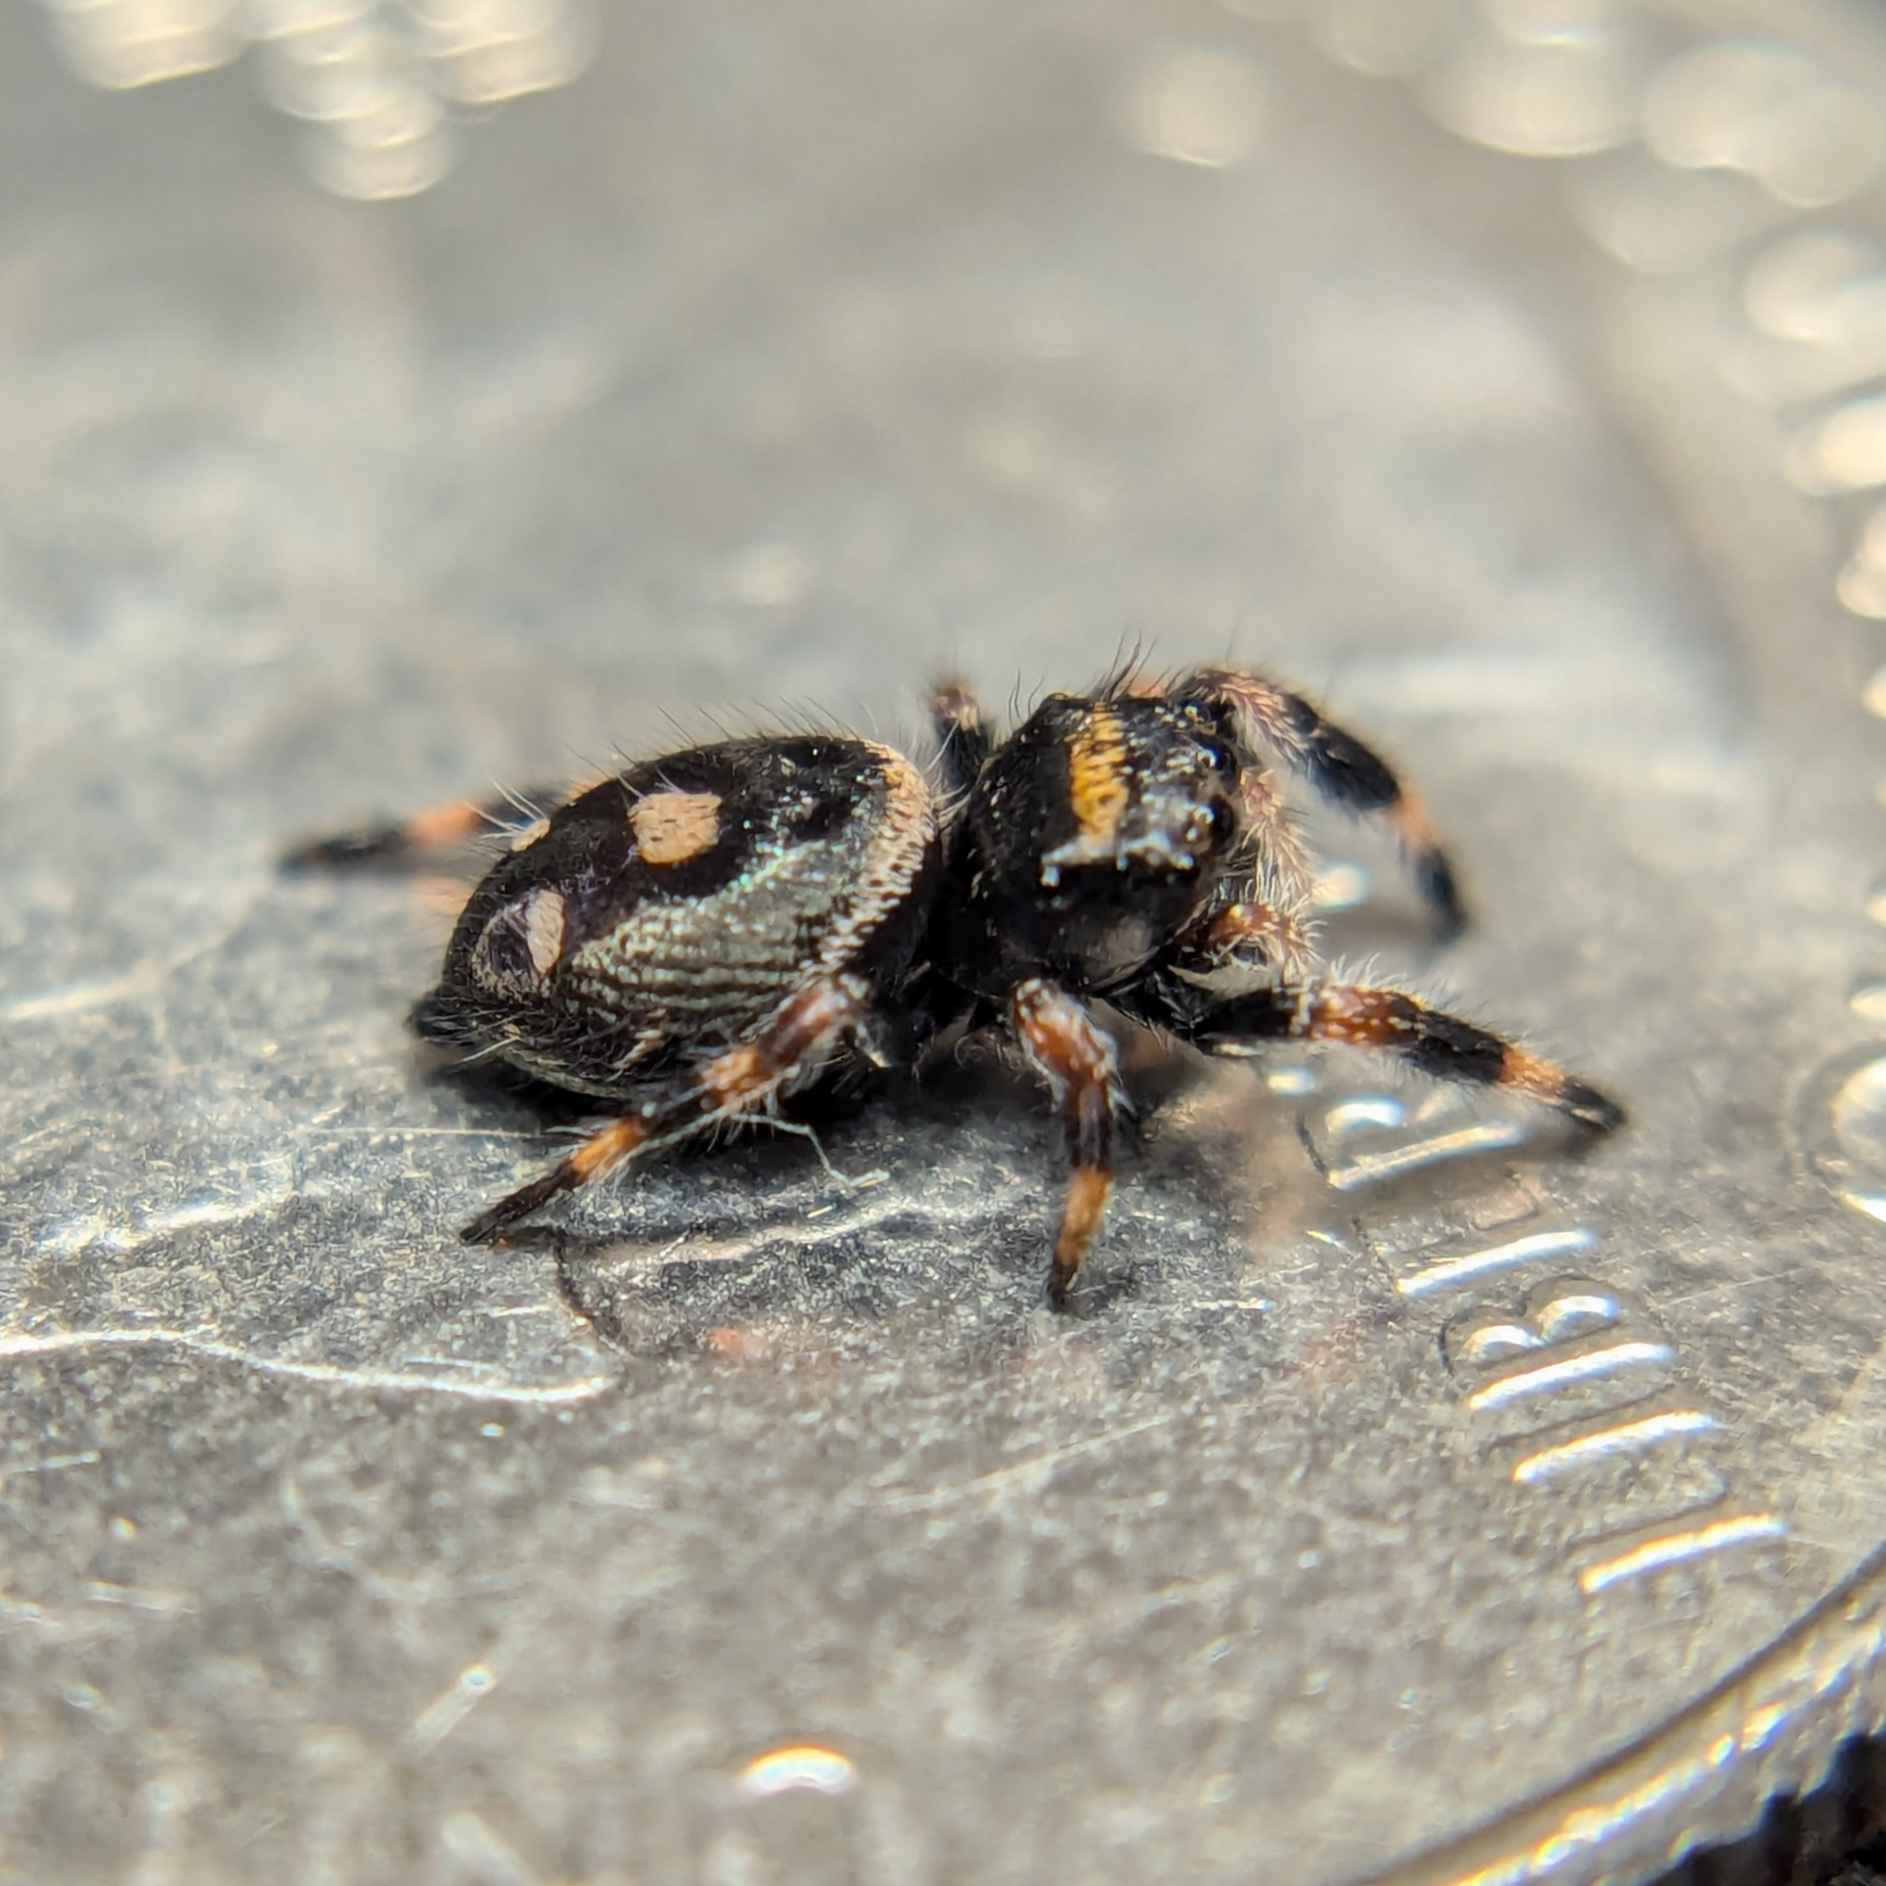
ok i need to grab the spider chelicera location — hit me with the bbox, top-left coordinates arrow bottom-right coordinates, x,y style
286,661 -> 1622,1306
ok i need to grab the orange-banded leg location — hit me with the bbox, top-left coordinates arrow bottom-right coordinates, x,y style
281,784 -> 571,872
460,973 -> 880,1244
1178,894 -> 1317,981
1132,974 -> 1623,1133
1172,665 -> 1467,939
1009,979 -> 1128,1307
929,677 -> 993,799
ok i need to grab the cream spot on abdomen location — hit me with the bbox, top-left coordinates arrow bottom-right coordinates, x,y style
525,888 -> 567,976
632,791 -> 723,865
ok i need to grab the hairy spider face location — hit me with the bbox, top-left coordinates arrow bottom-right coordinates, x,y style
942,693 -> 1241,997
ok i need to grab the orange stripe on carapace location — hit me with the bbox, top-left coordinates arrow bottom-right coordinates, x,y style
1067,705 -> 1130,844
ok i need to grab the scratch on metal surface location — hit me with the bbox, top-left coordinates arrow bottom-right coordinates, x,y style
0,1448 -> 101,1483
1659,1265 -> 1821,1305
871,1411 -> 1183,1512
1811,1334 -> 1886,1437
628,1191 -> 911,1266
82,1580 -> 195,1615
298,1125 -> 549,1141
1164,1296 -> 1274,1312
39,1196 -> 289,1256
0,1327 -> 615,1405
1,901 -> 258,1027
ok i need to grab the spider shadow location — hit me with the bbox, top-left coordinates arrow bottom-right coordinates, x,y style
426,939 -> 1539,1358
466,1033 -> 1246,1361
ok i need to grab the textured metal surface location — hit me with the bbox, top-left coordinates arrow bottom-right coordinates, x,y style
8,2 -> 1886,1882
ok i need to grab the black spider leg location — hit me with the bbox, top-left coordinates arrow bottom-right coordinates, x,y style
461,973 -> 884,1244
1008,979 -> 1129,1307
914,677 -> 999,1054
281,782 -> 573,871
1123,973 -> 1624,1133
1170,665 -> 1468,938
929,678 -> 994,800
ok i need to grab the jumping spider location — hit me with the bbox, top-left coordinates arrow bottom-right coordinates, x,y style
286,662 -> 1622,1306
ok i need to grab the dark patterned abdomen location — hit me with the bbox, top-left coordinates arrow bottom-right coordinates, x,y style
418,736 -> 937,1097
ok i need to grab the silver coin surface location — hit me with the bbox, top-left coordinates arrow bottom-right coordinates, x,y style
5,2 -> 1886,1881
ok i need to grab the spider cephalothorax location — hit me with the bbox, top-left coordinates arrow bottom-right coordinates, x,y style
287,662 -> 1621,1306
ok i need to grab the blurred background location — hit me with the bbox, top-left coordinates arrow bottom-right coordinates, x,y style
9,2 -> 1886,1882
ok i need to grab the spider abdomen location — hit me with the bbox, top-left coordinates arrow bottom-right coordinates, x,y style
416,736 -> 940,1098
